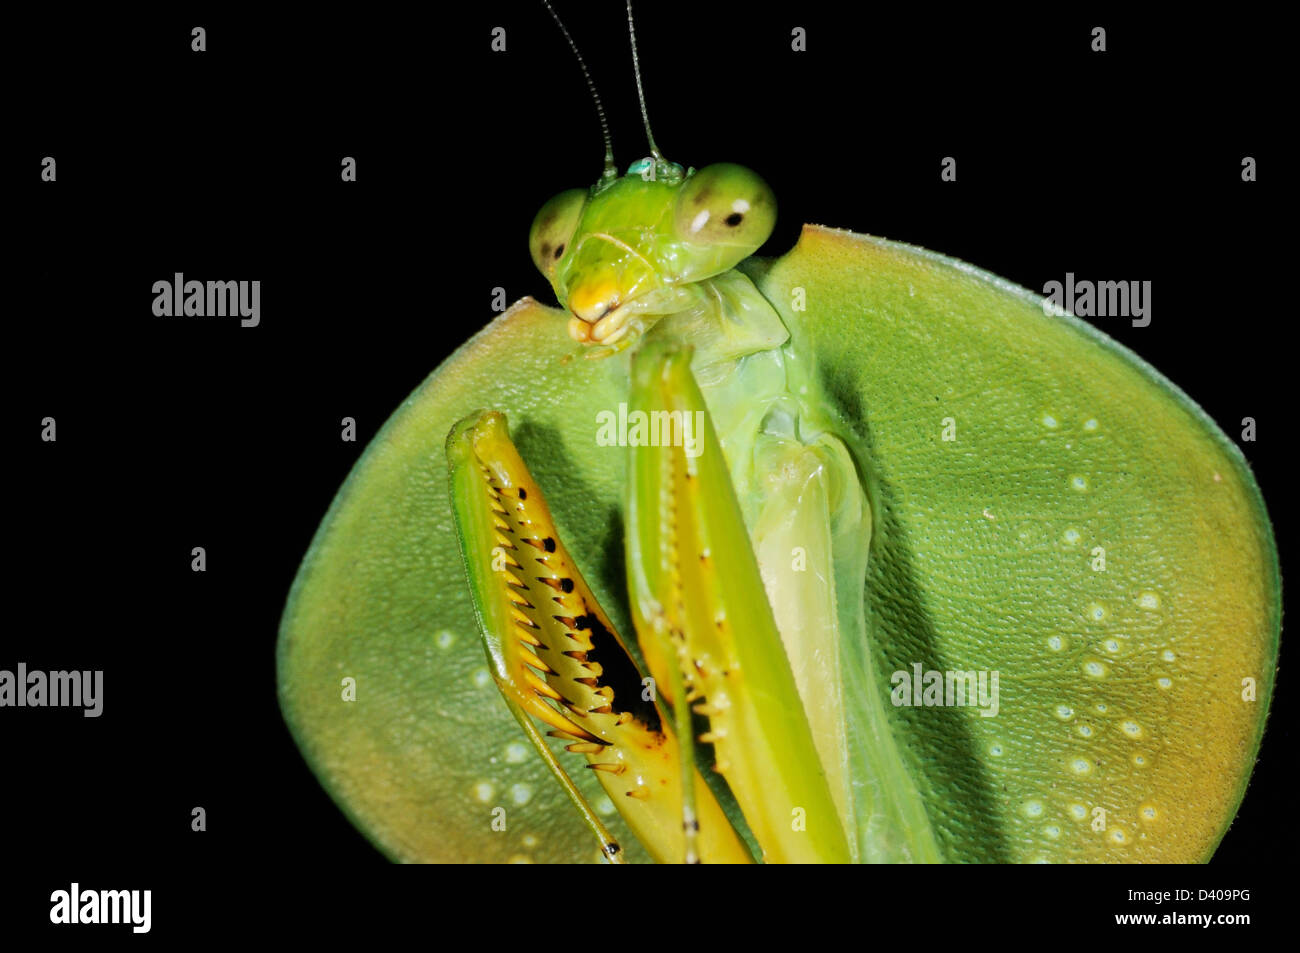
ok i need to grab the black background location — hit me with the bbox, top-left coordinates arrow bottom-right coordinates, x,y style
8,2 -> 1290,936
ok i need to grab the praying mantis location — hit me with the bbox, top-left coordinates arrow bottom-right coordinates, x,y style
276,3 -> 1279,863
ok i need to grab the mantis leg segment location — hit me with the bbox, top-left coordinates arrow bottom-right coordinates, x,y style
642,610 -> 701,863
502,695 -> 625,863
447,410 -> 751,863
624,341 -> 853,863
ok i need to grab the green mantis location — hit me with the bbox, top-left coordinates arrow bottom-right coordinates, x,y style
276,4 -> 1279,863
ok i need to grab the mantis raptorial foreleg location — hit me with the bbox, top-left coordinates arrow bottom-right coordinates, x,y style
624,340 -> 852,863
446,410 -> 751,863
499,694 -> 626,863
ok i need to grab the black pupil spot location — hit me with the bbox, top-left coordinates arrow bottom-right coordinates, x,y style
554,243 -> 565,259
517,488 -> 526,500
560,578 -> 574,593
543,537 -> 556,552
725,212 -> 744,227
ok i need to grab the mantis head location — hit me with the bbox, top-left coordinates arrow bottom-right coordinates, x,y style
529,162 -> 776,350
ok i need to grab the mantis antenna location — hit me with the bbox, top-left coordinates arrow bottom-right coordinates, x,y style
541,0 -> 618,185
626,0 -> 664,163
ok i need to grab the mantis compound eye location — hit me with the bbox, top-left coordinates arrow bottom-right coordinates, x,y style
529,188 -> 588,280
674,163 -> 776,251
